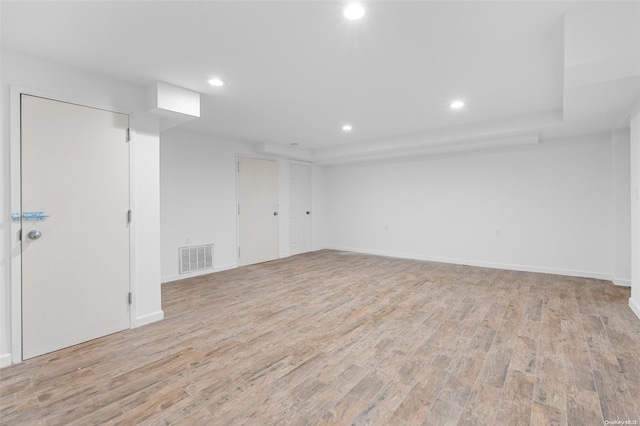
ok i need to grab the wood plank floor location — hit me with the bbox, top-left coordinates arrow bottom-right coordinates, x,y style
2,250 -> 639,425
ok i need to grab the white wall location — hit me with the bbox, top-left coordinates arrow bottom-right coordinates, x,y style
0,49 -> 163,366
630,104 -> 640,319
613,128 -> 632,285
160,128 -> 322,282
325,134 -> 615,279
160,128 -> 251,281
1,51 -> 10,368
279,157 -> 291,258
131,113 -> 162,327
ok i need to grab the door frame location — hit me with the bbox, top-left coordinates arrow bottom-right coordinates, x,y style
289,160 -> 313,254
9,86 -> 136,364
235,154 -> 281,266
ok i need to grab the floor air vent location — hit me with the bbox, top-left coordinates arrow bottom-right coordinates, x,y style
179,244 -> 213,274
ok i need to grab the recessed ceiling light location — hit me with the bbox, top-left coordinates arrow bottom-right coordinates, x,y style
450,100 -> 465,109
344,3 -> 365,20
208,78 -> 225,87
342,124 -> 353,131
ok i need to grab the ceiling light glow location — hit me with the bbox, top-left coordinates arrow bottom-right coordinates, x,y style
344,3 -> 365,20
450,100 -> 465,109
208,78 -> 225,87
342,124 -> 353,131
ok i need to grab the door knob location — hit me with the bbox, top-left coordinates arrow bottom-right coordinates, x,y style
306,211 -> 310,215
273,212 -> 279,216
28,230 -> 42,240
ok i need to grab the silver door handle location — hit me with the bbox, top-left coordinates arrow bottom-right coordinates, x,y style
28,230 -> 42,240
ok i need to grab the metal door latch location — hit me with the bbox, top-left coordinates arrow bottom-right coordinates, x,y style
22,212 -> 49,222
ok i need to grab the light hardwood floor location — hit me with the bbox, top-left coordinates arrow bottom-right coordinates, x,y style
1,250 -> 639,425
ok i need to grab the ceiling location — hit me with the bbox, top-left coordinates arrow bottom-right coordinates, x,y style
2,1 -> 639,161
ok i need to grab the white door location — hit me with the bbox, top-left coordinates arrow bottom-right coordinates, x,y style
238,157 -> 279,266
290,162 -> 312,255
21,94 -> 130,359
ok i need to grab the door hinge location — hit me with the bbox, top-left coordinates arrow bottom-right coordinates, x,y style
128,292 -> 132,304
237,161 -> 240,172
237,204 -> 240,215
238,247 -> 241,257
127,210 -> 132,223
18,229 -> 21,241
126,128 -> 131,142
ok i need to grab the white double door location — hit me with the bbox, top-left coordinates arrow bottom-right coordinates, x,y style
21,94 -> 131,359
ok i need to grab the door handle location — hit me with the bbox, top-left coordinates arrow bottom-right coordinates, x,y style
273,212 -> 278,216
28,230 -> 42,240
306,211 -> 310,215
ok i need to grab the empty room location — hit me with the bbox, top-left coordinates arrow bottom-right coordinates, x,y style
1,1 -> 640,425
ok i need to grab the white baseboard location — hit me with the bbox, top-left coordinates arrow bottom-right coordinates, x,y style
161,262 -> 237,284
0,353 -> 12,368
630,298 -> 640,320
613,278 -> 632,287
328,246 -> 614,281
135,310 -> 164,328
